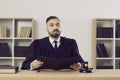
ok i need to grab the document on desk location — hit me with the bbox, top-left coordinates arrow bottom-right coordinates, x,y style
37,56 -> 80,70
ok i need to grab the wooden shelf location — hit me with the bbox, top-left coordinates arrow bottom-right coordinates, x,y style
92,18 -> 120,69
0,18 -> 34,66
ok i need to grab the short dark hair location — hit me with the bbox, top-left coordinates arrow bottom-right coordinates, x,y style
46,16 -> 60,23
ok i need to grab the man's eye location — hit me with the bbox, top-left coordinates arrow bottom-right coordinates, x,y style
50,24 -> 53,27
56,23 -> 60,26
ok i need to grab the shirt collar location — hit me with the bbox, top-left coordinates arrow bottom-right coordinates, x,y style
49,37 -> 61,44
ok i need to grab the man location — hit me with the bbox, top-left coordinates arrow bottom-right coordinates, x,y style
21,16 -> 84,70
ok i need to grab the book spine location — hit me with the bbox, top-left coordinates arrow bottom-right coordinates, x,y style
97,43 -> 109,57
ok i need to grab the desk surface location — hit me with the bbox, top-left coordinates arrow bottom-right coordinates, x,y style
0,69 -> 120,80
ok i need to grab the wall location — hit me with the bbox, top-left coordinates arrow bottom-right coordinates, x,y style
0,0 -> 120,66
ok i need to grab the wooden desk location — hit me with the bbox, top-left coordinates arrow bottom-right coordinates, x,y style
0,69 -> 120,80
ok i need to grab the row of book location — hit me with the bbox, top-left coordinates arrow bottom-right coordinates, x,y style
0,43 -> 11,57
97,43 -> 120,57
19,27 -> 32,38
97,26 -> 120,38
14,46 -> 29,57
0,43 -> 29,57
97,27 -> 113,38
0,26 -> 7,37
97,43 -> 109,57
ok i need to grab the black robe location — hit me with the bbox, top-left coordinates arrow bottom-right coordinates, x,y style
21,37 -> 84,70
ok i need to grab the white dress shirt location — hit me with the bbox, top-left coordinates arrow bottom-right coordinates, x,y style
49,37 -> 61,48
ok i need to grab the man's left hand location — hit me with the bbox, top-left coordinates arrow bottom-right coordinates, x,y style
70,62 -> 81,71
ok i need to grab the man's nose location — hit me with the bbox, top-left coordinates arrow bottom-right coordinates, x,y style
54,25 -> 58,29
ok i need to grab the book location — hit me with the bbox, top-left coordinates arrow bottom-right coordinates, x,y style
0,43 -> 11,57
115,47 -> 120,57
2,43 -> 11,57
25,27 -> 32,37
0,26 -> 7,37
119,62 -> 120,69
116,21 -> 120,38
0,43 -> 4,57
37,56 -> 81,70
0,65 -> 19,74
19,27 -> 26,37
97,43 -> 109,57
0,27 -> 1,37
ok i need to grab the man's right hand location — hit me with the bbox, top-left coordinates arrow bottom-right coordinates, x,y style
31,60 -> 44,69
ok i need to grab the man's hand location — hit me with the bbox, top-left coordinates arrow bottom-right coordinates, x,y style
70,62 -> 81,71
31,60 -> 44,69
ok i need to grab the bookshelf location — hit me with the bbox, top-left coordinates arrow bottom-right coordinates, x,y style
92,18 -> 120,69
0,18 -> 34,68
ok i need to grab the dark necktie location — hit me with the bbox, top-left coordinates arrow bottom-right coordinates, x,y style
54,41 -> 57,49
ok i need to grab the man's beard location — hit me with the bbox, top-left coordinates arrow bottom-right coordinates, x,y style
49,29 -> 61,39
50,33 -> 60,38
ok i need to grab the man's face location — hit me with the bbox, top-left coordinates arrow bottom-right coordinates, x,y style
47,19 -> 61,39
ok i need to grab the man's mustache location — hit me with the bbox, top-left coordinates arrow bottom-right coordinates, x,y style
53,29 -> 59,32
